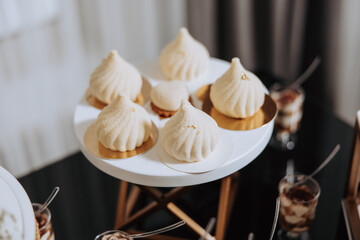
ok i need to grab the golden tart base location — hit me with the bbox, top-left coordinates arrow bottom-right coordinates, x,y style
196,84 -> 277,131
86,77 -> 151,110
83,122 -> 158,159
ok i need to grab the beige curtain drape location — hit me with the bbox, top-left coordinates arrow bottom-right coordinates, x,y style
187,0 -> 307,81
187,0 -> 360,125
0,0 -> 186,177
0,0 -> 86,177
335,0 -> 360,124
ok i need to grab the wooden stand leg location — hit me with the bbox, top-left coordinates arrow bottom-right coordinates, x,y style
226,172 -> 240,227
113,172 -> 240,240
167,202 -> 214,240
216,176 -> 232,240
114,180 -> 128,228
126,185 -> 141,218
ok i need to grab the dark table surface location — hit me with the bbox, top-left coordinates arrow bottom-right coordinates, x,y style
19,75 -> 355,240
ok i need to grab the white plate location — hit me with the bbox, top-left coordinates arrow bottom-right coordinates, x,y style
0,166 -> 35,240
74,58 -> 274,187
157,132 -> 233,173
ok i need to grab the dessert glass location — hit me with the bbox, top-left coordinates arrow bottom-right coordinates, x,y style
270,84 -> 305,150
32,203 -> 55,240
278,174 -> 320,239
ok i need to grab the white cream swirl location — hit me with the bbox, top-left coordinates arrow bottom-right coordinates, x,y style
95,94 -> 151,151
210,57 -> 265,118
160,27 -> 209,81
89,50 -> 142,104
161,100 -> 219,162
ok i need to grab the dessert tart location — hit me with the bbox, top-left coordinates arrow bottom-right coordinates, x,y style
95,93 -> 152,152
161,100 -> 219,162
150,81 -> 190,118
89,50 -> 142,104
210,57 -> 265,118
159,27 -> 209,81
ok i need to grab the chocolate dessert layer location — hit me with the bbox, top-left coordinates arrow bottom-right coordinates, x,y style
285,185 -> 316,202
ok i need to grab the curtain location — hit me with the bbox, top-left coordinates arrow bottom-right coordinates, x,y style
334,0 -> 360,124
188,0 -> 307,81
0,0 -> 86,177
187,0 -> 360,125
188,0 -> 360,238
77,0 -> 186,67
0,0 -> 186,177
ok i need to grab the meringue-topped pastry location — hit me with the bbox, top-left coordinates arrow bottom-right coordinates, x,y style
210,57 -> 265,118
150,81 -> 190,117
161,100 -> 219,162
160,27 -> 210,81
95,93 -> 152,152
89,50 -> 142,104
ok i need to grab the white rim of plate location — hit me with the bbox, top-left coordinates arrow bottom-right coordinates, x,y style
157,132 -> 233,173
0,166 -> 35,240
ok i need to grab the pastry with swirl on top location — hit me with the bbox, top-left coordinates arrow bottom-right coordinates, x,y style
95,93 -> 151,152
210,57 -> 265,118
160,27 -> 209,81
161,100 -> 219,162
89,50 -> 142,104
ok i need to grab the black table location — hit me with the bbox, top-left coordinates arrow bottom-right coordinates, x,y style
19,76 -> 354,240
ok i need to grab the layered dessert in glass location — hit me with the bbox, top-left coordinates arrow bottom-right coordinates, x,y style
33,203 -> 55,240
270,85 -> 305,150
278,174 -> 320,235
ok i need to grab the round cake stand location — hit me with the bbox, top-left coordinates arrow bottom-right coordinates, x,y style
74,58 -> 274,187
74,58 -> 275,240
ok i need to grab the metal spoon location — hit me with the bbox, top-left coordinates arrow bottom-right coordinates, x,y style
248,232 -> 254,240
269,197 -> 280,240
95,220 -> 185,239
198,217 -> 216,240
246,197 -> 280,240
286,159 -> 295,185
280,56 -> 322,91
288,144 -> 340,189
130,220 -> 185,238
36,186 -> 60,215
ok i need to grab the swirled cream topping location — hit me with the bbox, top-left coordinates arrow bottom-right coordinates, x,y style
89,50 -> 142,104
160,27 -> 209,81
210,57 -> 265,118
95,93 -> 151,152
161,100 -> 219,162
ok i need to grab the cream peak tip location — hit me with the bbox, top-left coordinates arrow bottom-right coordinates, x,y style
178,27 -> 191,40
231,57 -> 245,71
179,27 -> 189,35
231,57 -> 241,66
115,92 -> 130,102
109,49 -> 119,56
180,99 -> 191,110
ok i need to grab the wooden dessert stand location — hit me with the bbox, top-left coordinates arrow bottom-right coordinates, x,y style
114,172 -> 240,240
74,59 -> 276,240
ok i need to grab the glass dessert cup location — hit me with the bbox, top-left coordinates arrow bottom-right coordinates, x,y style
269,84 -> 305,151
32,203 -> 55,240
277,174 -> 320,239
